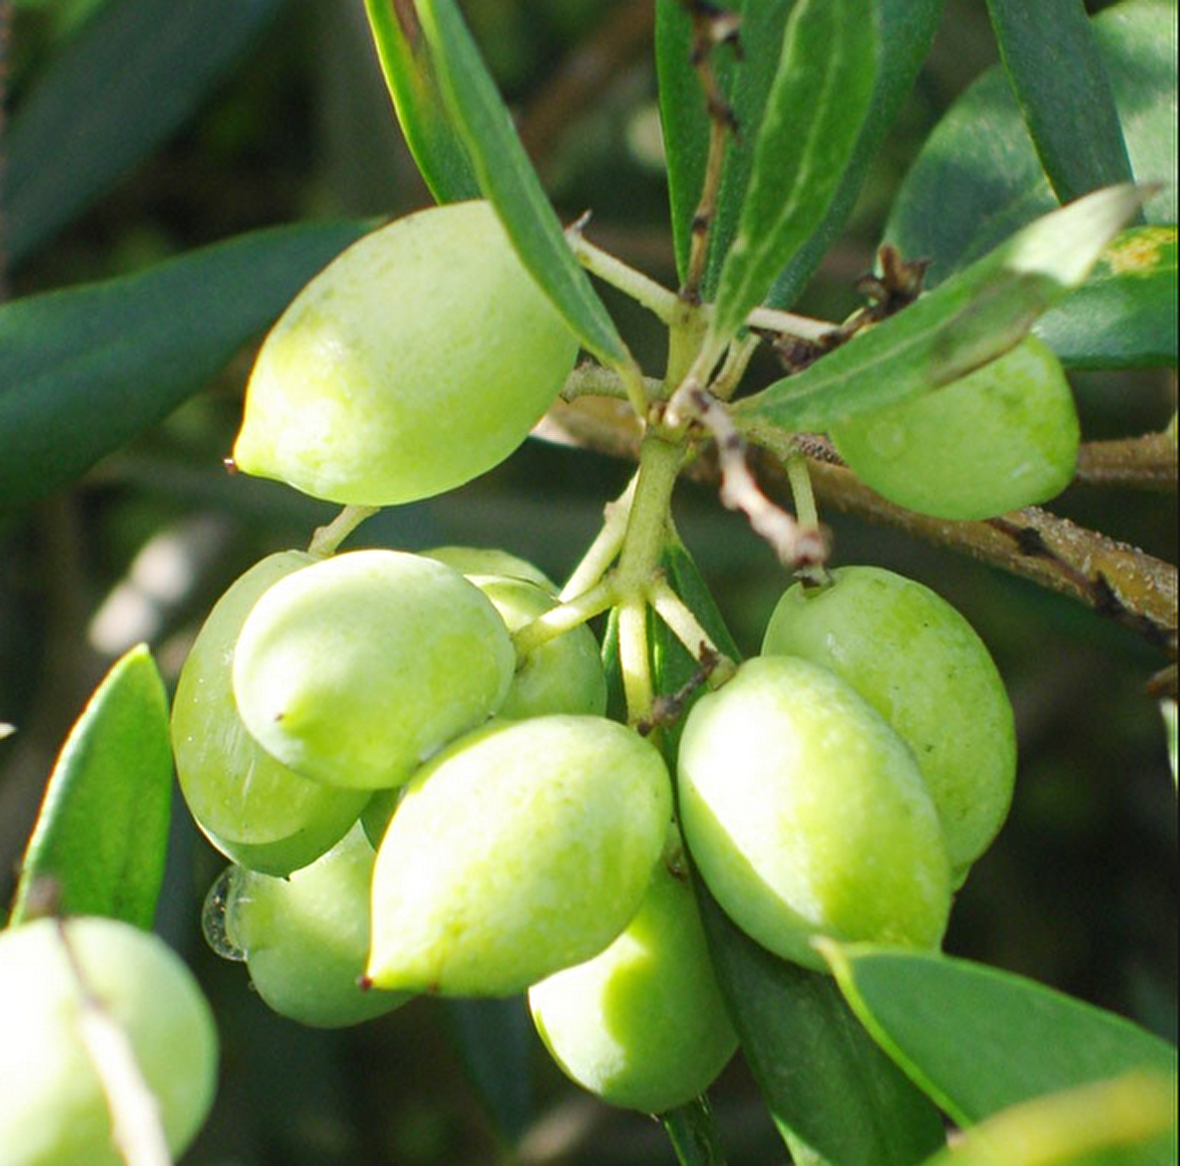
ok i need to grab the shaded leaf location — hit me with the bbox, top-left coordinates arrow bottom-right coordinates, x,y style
8,645 -> 172,931
710,0 -> 878,344
409,0 -> 630,369
436,997 -> 534,1143
733,186 -> 1142,435
0,220 -> 368,509
699,891 -> 946,1166
986,0 -> 1138,206
767,0 -> 945,308
1034,225 -> 1177,368
4,0 -> 284,267
824,945 -> 1178,1138
887,0 -> 1176,285
361,0 -> 479,202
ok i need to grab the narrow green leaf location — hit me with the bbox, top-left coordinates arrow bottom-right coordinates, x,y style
0,220 -> 369,509
710,0 -> 878,343
918,1073 -> 1177,1166
887,0 -> 1176,285
662,1097 -> 730,1166
436,997 -> 534,1143
408,0 -> 630,368
361,0 -> 478,202
8,645 -> 172,931
824,945 -> 1178,1136
699,891 -> 946,1166
1034,225 -> 1178,368
733,185 -> 1142,435
986,0 -> 1138,207
4,0 -> 283,267
767,0 -> 945,308
1162,699 -> 1178,788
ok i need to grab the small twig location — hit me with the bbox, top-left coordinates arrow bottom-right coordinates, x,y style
678,0 -> 742,302
681,386 -> 829,569
566,220 -> 680,324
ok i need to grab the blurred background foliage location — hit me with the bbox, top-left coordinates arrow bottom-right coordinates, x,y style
0,1 -> 1175,1163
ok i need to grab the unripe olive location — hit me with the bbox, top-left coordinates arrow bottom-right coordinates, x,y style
0,916 -> 218,1166
367,715 -> 673,996
232,549 -> 515,789
677,657 -> 951,971
528,842 -> 737,1114
761,565 -> 1016,878
171,552 -> 369,875
232,200 -> 580,506
217,824 -> 408,1028
830,336 -> 1080,520
421,544 -> 557,591
473,575 -> 607,720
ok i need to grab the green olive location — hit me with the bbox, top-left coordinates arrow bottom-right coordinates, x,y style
367,715 -> 673,996
762,565 -> 1016,878
528,840 -> 737,1113
830,336 -> 1080,520
231,549 -> 515,789
219,824 -> 409,1028
232,200 -> 579,506
171,552 -> 369,875
0,916 -> 218,1166
677,657 -> 951,971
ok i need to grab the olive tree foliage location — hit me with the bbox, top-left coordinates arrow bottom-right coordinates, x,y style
0,1 -> 1176,1164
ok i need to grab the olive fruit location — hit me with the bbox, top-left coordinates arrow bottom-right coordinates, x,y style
473,575 -> 607,720
367,715 -> 673,996
761,565 -> 1016,878
0,916 -> 218,1166
829,336 -> 1080,520
232,549 -> 515,789
171,552 -> 369,875
677,657 -> 951,971
232,200 -> 579,506
421,544 -> 557,591
216,824 -> 409,1028
528,841 -> 737,1114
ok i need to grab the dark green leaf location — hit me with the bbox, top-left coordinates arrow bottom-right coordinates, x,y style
986,0 -> 1138,206
767,0 -> 945,308
733,186 -> 1142,435
409,0 -> 630,368
710,0 -> 878,343
1034,225 -> 1178,368
0,220 -> 368,509
436,997 -> 534,1143
825,945 -> 1178,1137
8,645 -> 172,930
662,1096 -> 730,1166
361,0 -> 479,202
4,0 -> 284,267
699,891 -> 946,1166
887,0 -> 1176,285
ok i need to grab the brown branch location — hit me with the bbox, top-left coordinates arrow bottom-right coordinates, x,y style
1075,433 -> 1177,491
533,396 -> 1178,670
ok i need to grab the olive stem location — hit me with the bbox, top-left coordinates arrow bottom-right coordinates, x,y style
56,921 -> 171,1166
307,505 -> 380,557
560,474 -> 639,601
510,576 -> 618,662
618,596 -> 654,725
661,1094 -> 731,1166
648,577 -> 736,686
566,226 -> 680,324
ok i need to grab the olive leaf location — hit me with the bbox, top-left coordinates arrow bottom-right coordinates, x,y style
8,645 -> 172,931
733,184 -> 1144,436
